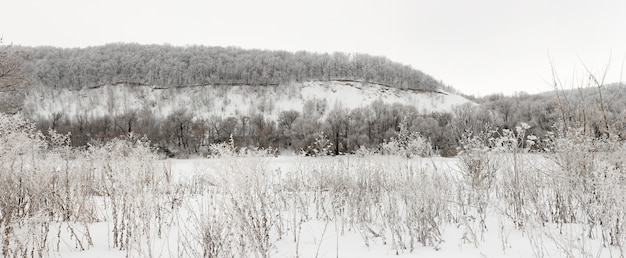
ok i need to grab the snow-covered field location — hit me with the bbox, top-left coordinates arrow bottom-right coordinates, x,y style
7,153 -> 623,258
154,156 -> 626,258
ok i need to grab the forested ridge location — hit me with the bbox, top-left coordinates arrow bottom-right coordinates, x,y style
14,43 -> 443,91
0,42 -> 462,156
3,42 -> 625,157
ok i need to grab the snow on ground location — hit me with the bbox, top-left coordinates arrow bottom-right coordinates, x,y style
299,81 -> 470,114
23,81 -> 474,121
44,155 -> 618,258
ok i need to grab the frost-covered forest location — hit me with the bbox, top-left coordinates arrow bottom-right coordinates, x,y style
14,43 -> 442,90
4,43 -> 463,156
3,43 -> 624,157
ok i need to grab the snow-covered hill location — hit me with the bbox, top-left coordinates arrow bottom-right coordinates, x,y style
23,81 -> 474,121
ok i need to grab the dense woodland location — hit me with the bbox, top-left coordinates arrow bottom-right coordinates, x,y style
1,42 -> 625,156
14,43 -> 443,91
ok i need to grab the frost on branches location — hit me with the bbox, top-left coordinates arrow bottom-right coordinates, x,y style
380,119 -> 432,158
302,131 -> 334,156
207,134 -> 277,158
0,113 -> 45,156
0,113 -> 172,257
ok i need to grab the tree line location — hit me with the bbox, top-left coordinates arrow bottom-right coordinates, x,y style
34,99 -> 459,157
456,83 -> 626,149
13,43 -> 442,91
41,83 -> 626,157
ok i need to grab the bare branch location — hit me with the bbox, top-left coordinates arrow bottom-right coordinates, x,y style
548,53 -> 569,133
0,38 -> 28,113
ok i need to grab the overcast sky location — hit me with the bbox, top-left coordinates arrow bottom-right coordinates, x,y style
2,0 -> 625,96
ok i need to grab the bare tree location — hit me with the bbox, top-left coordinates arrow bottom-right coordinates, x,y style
0,38 -> 28,113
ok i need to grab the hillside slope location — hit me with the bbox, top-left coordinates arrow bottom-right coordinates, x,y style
23,80 -> 474,122
10,43 -> 475,154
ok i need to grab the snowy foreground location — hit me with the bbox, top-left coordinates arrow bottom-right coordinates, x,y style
26,153 -> 622,258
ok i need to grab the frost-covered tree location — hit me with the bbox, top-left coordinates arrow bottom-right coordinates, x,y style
0,39 -> 28,114
325,103 -> 350,155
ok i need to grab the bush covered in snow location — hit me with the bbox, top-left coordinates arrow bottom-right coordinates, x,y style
379,120 -> 432,158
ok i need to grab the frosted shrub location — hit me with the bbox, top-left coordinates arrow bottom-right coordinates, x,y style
486,123 -> 541,229
0,113 -> 45,156
457,123 -> 541,231
456,129 -> 497,244
457,149 -> 496,240
355,145 -> 376,157
459,130 -> 488,153
0,114 -> 48,256
208,134 -> 276,158
210,157 -> 278,257
380,121 -> 432,158
83,137 -> 173,257
0,114 -> 101,256
593,147 -> 626,249
207,134 -> 237,157
390,163 -> 451,252
289,156 -> 451,253
181,194 -> 234,258
479,123 -> 626,253
458,129 -> 497,198
403,134 -> 433,157
379,140 -> 401,156
544,128 -> 626,249
302,131 -> 333,156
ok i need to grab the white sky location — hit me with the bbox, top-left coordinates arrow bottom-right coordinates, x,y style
2,0 -> 626,96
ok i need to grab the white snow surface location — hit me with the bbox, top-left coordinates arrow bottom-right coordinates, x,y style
49,156 -> 620,258
23,81 -> 474,121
